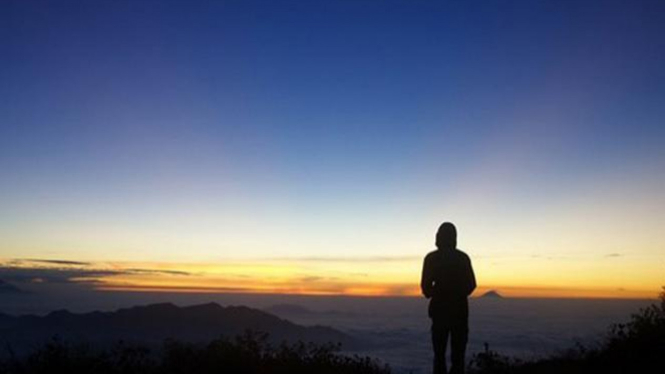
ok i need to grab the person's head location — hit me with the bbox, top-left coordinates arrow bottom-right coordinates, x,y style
435,222 -> 457,250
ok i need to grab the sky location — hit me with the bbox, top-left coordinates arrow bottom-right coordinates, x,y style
1,0 -> 664,299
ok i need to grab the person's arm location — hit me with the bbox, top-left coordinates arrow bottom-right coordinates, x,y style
421,254 -> 434,298
465,255 -> 477,297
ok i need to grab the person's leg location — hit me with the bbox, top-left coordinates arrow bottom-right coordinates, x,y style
431,321 -> 450,374
449,322 -> 469,374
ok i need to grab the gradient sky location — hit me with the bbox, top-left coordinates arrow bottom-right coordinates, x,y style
1,0 -> 664,298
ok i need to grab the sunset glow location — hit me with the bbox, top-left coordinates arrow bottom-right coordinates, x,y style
1,1 -> 664,301
1,257 -> 658,299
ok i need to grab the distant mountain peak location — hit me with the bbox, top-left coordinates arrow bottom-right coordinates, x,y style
142,302 -> 179,309
480,290 -> 504,299
118,302 -> 178,313
183,302 -> 224,314
184,301 -> 222,310
0,279 -> 23,294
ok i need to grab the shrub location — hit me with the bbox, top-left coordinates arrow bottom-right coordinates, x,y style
0,331 -> 390,374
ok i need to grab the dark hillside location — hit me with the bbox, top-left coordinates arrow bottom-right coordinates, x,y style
0,302 -> 358,353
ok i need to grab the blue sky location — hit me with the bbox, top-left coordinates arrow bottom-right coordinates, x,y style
1,1 -> 664,296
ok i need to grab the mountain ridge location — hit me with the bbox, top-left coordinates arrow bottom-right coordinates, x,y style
0,302 -> 359,353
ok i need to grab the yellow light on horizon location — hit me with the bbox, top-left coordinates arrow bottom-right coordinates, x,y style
1,257 -> 660,299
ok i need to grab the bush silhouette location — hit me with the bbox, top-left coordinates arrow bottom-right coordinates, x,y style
0,331 -> 389,374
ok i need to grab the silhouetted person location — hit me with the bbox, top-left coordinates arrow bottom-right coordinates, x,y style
421,222 -> 476,374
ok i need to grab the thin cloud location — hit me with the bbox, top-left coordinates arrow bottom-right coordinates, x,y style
299,276 -> 324,282
605,253 -> 623,258
266,255 -> 421,263
297,275 -> 340,283
23,259 -> 92,266
97,284 -> 259,293
0,266 -> 118,285
122,268 -> 192,276
0,259 -> 193,287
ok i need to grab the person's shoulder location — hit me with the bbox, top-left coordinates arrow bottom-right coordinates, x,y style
424,250 -> 439,261
453,248 -> 472,261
